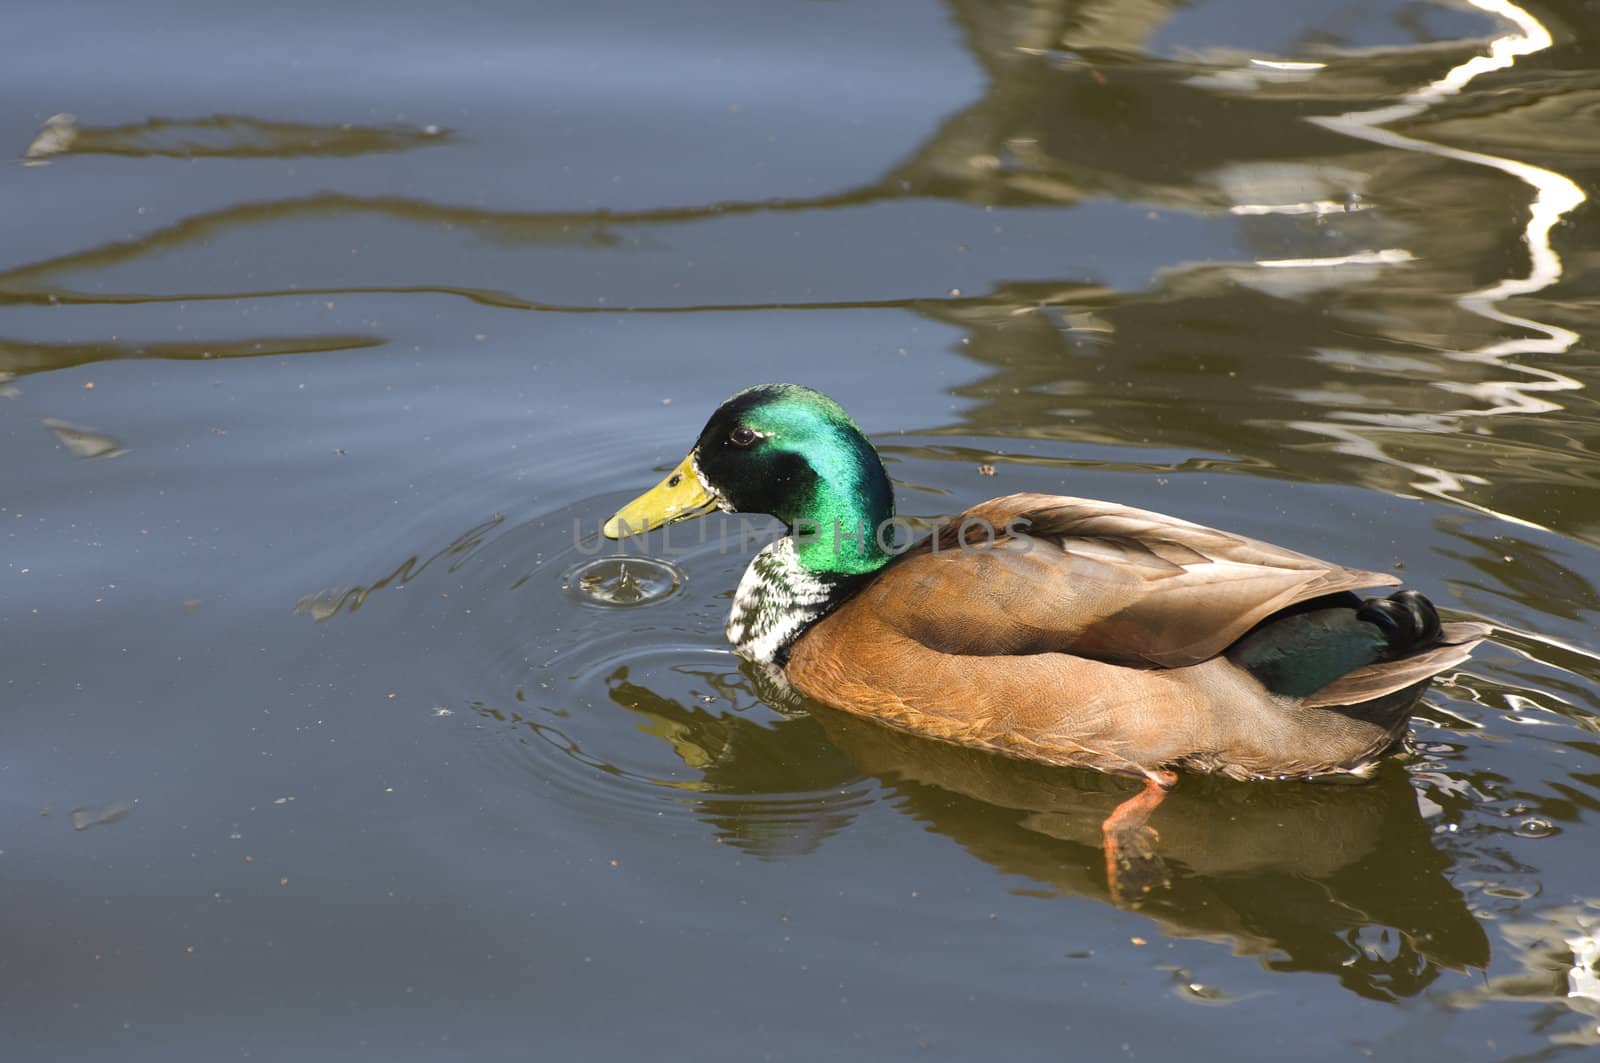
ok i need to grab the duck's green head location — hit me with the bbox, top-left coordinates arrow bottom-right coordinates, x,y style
603,384 -> 895,575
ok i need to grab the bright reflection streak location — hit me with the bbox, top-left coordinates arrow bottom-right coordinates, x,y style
1494,620 -> 1600,675
1446,907 -> 1600,1044
1256,249 -> 1413,269
1230,200 -> 1372,216
1250,59 -> 1326,71
1571,925 -> 1600,1040
1298,0 -> 1587,516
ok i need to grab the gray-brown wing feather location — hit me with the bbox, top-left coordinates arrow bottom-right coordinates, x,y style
879,493 -> 1401,667
1302,622 -> 1491,707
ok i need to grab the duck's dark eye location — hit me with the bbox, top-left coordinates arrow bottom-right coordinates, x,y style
730,426 -> 758,447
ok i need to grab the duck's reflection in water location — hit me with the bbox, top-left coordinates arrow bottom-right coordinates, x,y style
608,663 -> 1489,1002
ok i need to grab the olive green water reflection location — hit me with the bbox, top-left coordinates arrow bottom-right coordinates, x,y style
602,664 -> 1491,1001
4,0 -> 1600,1060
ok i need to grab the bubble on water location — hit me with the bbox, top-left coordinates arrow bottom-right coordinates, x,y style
564,557 -> 682,607
1513,817 -> 1559,839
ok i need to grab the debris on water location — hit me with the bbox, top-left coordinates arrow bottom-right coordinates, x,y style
564,557 -> 682,607
22,113 -> 77,164
42,418 -> 128,460
1062,311 -> 1115,335
1176,981 -> 1238,1004
71,799 -> 135,831
1163,966 -> 1249,1005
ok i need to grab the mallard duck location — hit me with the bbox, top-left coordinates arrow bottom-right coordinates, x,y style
603,384 -> 1489,886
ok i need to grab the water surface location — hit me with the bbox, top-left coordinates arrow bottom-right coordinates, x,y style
4,0 -> 1600,1059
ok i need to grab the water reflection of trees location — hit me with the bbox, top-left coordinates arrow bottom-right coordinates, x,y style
0,331 -> 381,375
22,113 -> 450,163
5,1 -> 1594,539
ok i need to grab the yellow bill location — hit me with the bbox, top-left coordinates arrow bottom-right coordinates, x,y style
602,453 -> 718,539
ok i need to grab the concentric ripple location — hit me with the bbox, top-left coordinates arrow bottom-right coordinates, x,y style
299,493 -> 884,854
562,556 -> 684,607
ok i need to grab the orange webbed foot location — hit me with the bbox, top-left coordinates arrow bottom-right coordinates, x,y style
1101,770 -> 1177,908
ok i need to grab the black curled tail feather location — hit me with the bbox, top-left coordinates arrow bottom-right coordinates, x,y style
1357,589 -> 1443,656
